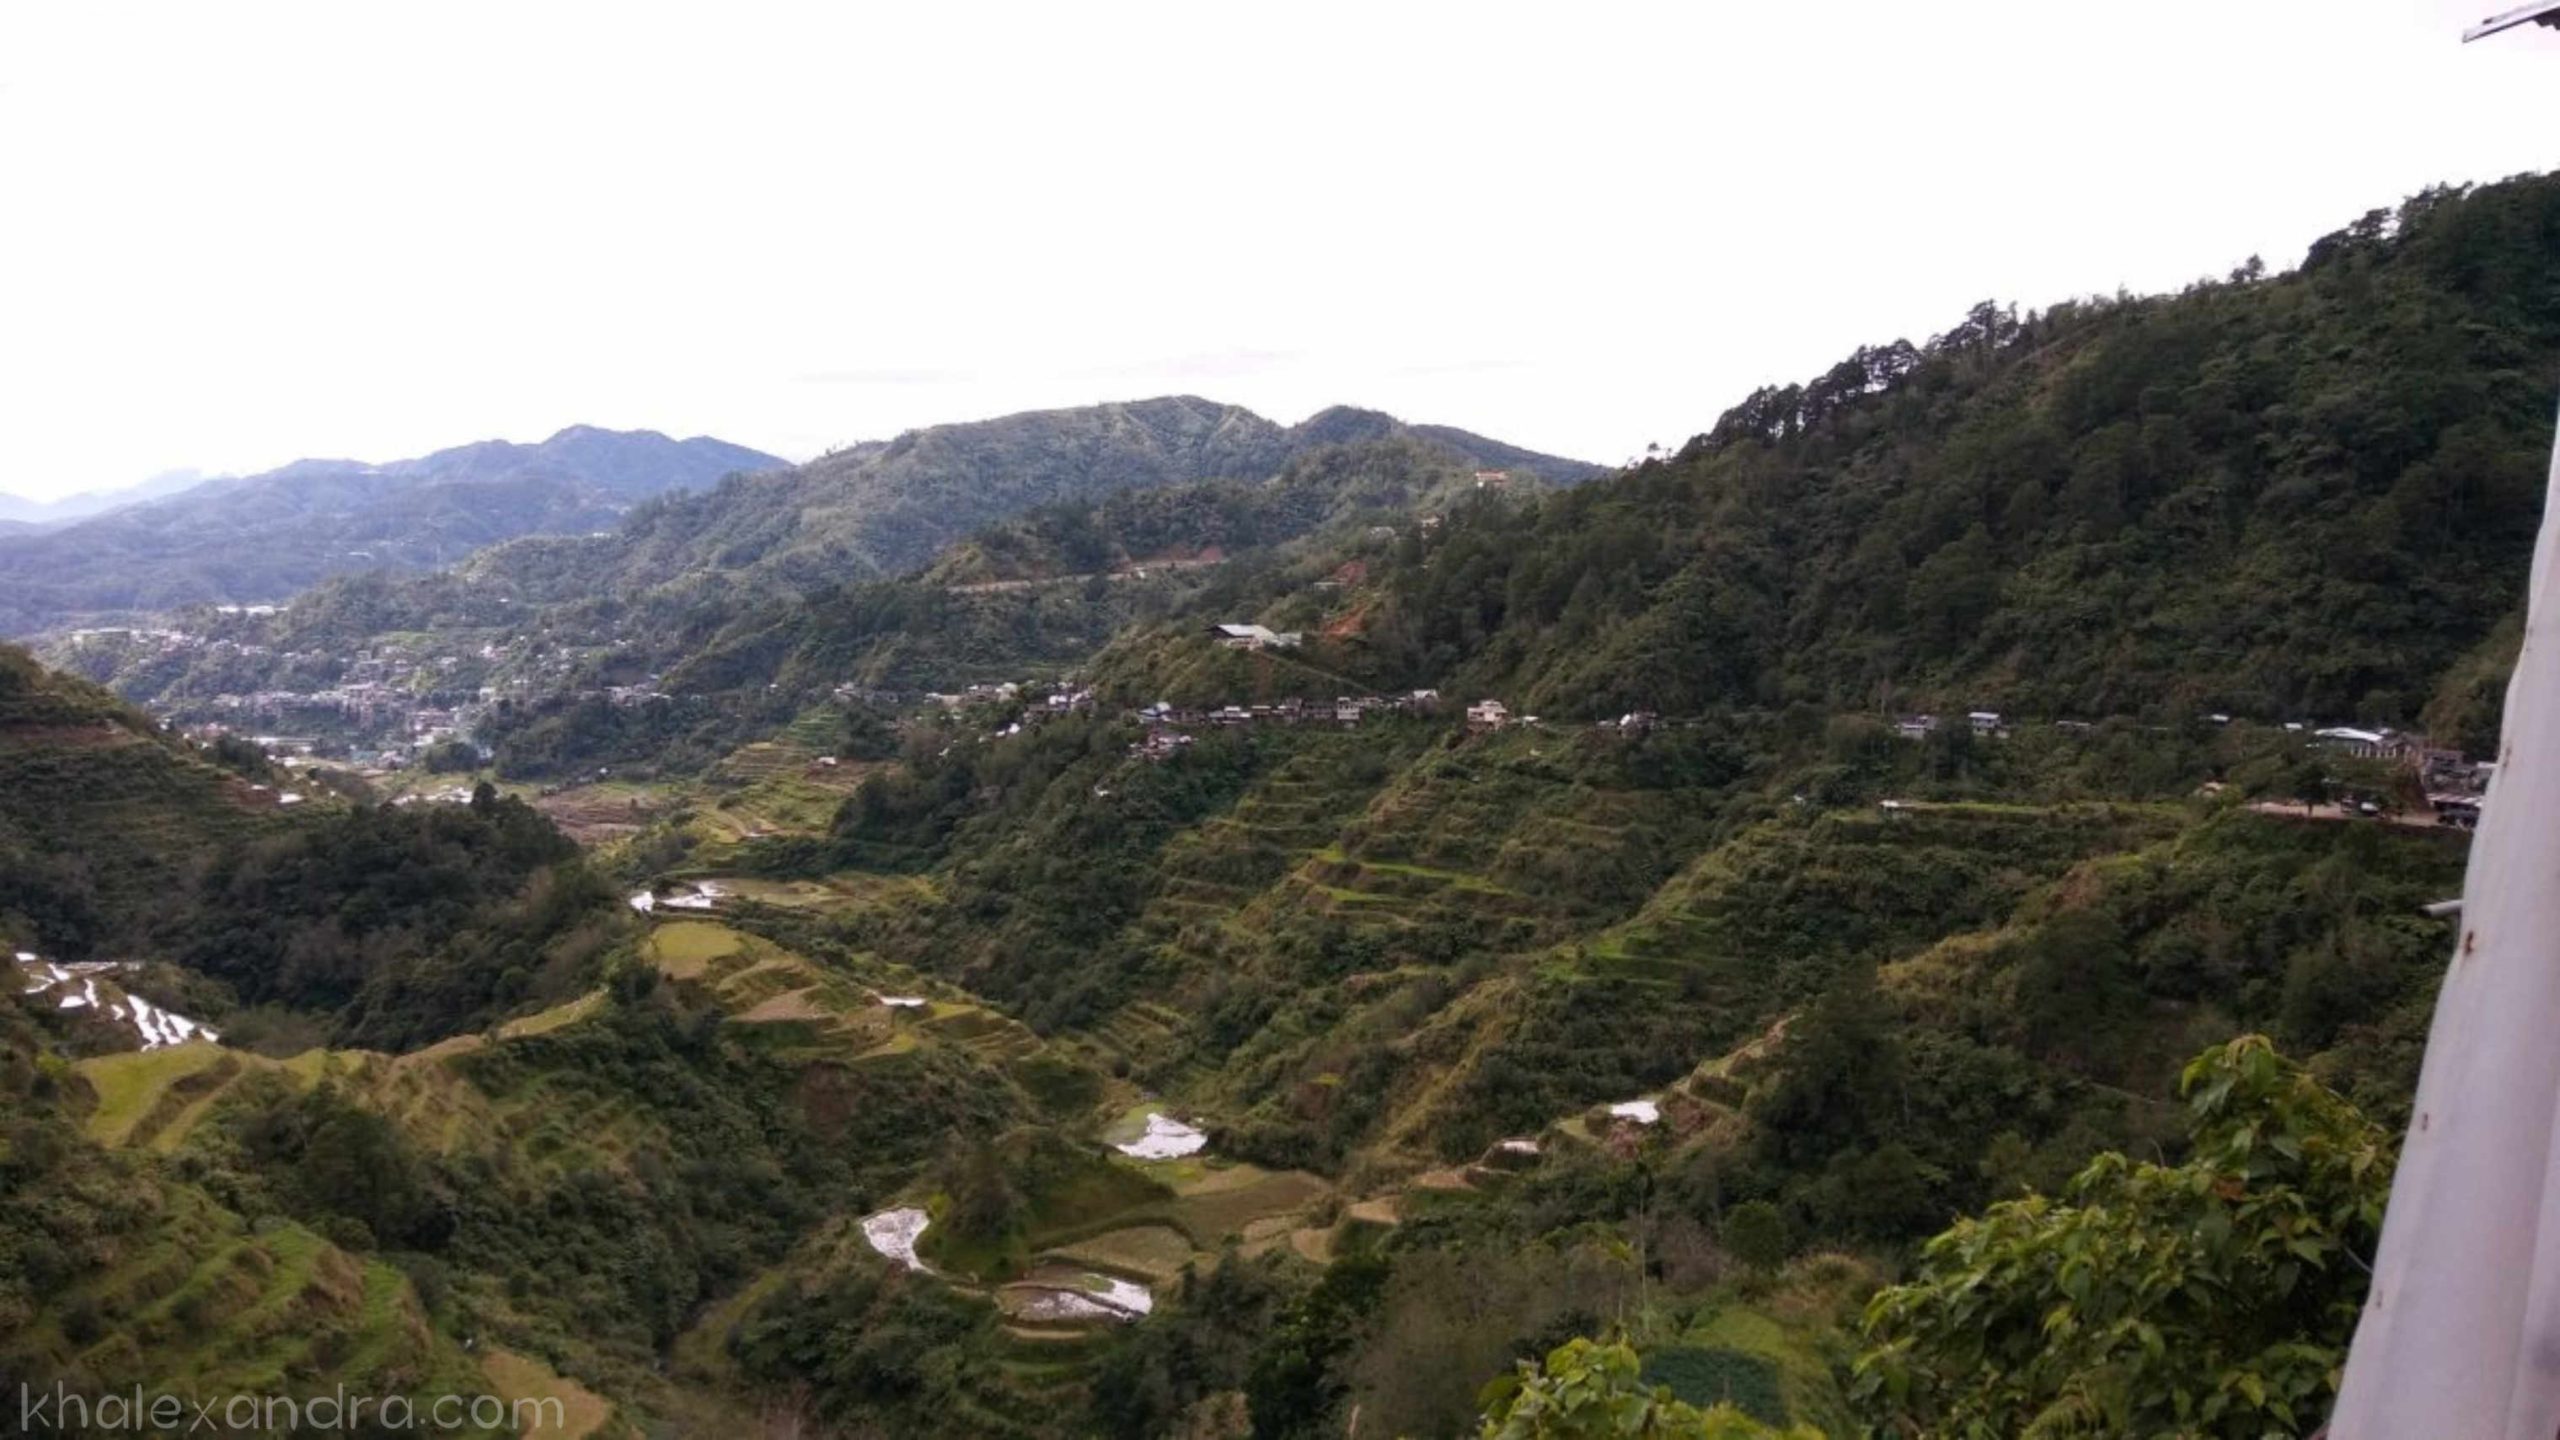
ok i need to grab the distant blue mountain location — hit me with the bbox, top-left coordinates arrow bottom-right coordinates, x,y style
0,427 -> 786,634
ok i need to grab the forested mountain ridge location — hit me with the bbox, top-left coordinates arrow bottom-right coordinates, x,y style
455,432 -> 1565,778
653,433 -> 1535,690
438,396 -> 1603,613
1090,175 -> 2560,746
46,416 -> 1599,781
0,426 -> 785,635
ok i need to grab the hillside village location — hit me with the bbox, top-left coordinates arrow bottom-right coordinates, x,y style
50,614 -> 672,769
7,9 -> 2559,1436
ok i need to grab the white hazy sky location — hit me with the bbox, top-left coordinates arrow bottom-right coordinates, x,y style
1,1 -> 2554,500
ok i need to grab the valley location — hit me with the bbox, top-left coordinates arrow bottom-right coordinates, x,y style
2,169 -> 2555,1438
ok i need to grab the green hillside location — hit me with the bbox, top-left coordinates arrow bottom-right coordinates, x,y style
578,689 -> 2458,1436
53,417 -> 1600,781
8,174 -> 2555,1439
1,640 -> 630,1054
1096,175 -> 2560,744
446,397 -> 1600,615
0,987 -> 509,1437
0,643 -> 295,956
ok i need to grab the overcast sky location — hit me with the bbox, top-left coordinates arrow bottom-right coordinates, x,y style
0,1 -> 2553,500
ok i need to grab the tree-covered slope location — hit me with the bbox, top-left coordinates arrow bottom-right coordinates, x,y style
0,985 -> 509,1437
629,431 -> 1530,703
0,642 -> 295,955
1,643 -> 629,1056
620,686 -> 2467,1436
1099,176 -> 2560,737
447,397 -> 1601,614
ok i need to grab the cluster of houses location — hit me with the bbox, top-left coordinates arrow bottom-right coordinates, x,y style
1127,690 -> 1448,759
1125,694 -> 1690,761
2296,725 -> 2493,827
181,688 -> 481,770
2419,745 -> 2495,828
928,681 -> 1025,708
390,784 -> 479,808
1886,709 -> 2497,830
60,625 -> 526,765
1888,711 -> 2486,766
913,680 -> 1102,717
1137,690 -> 1442,731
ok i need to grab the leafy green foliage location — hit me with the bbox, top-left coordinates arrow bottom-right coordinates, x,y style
228,1080 -> 452,1251
728,1241 -> 1005,1428
1087,1256 -> 1295,1439
480,687 -> 805,780
1855,1036 -> 2390,1438
1477,1338 -> 1815,1439
181,790 -> 621,1049
1638,1347 -> 1788,1429
1245,1251 -> 1391,1437
420,736 -> 481,773
1719,1203 -> 1789,1273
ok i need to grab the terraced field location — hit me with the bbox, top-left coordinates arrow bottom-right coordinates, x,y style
1585,800 -> 2183,1004
530,779 -> 673,846
1044,1222 -> 1193,1281
642,920 -> 906,1061
1073,740 -> 1418,1074
1639,1290 -> 1866,1436
0,667 -> 303,935
8,1176 -> 497,1426
480,1349 -> 621,1440
81,1043 -> 347,1150
64,721 -> 2210,1432
597,729 -> 877,868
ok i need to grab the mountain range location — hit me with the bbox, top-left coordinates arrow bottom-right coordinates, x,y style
0,469 -> 217,532
2,172 -> 2556,1439
434,396 -> 1603,616
0,427 -> 785,634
